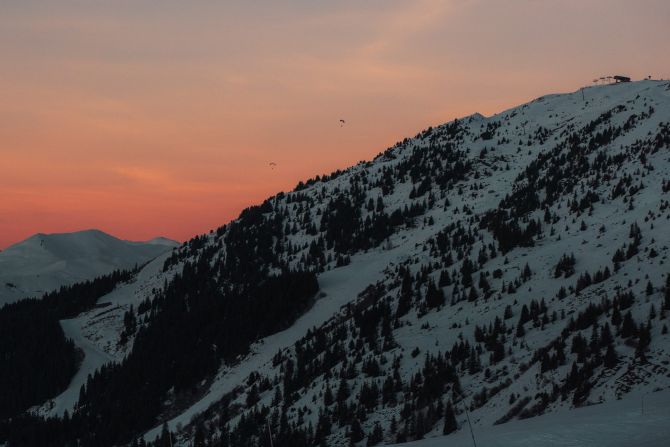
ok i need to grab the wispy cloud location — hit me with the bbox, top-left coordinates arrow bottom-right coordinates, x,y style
1,0 -> 669,248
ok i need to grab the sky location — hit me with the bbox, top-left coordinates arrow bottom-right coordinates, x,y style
1,0 -> 669,249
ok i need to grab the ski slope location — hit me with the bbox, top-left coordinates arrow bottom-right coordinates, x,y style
32,250 -> 178,418
144,244 -> 420,441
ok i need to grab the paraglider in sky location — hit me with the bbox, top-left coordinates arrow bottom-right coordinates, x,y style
339,119 -> 346,127
269,162 -> 277,169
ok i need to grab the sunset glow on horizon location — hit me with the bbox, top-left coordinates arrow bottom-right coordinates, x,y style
2,0 -> 669,249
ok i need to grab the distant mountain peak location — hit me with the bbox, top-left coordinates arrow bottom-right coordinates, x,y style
0,229 -> 176,305
143,236 -> 180,247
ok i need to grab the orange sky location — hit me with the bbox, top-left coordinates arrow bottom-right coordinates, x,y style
1,0 -> 669,249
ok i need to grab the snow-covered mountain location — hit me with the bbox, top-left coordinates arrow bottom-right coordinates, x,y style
0,229 -> 178,305
2,80 -> 670,447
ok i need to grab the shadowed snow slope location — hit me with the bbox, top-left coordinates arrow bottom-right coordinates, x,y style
402,389 -> 670,447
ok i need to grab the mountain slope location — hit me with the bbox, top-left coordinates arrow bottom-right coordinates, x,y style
402,388 -> 670,447
32,250 -> 178,419
155,80 -> 670,446
0,229 -> 178,305
2,80 -> 669,447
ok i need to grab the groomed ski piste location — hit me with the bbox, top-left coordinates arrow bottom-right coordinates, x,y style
32,250 -> 178,418
144,231 -> 437,440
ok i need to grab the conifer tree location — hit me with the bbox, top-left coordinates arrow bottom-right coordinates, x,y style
443,400 -> 458,435
604,344 -> 618,369
350,418 -> 364,443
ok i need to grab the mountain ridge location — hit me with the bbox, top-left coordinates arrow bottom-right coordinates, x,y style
2,80 -> 670,447
0,229 -> 178,305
